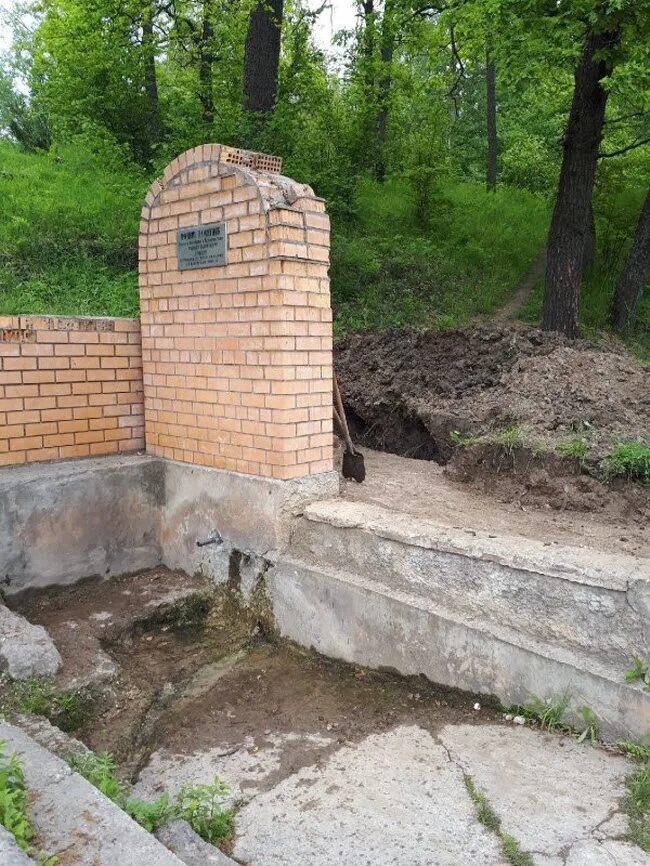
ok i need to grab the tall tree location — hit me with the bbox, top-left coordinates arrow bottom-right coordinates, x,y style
542,26 -> 620,338
243,0 -> 284,114
611,187 -> 650,333
485,48 -> 496,191
198,0 -> 215,127
141,0 -> 161,162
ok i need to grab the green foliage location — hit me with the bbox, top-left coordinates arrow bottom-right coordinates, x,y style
576,706 -> 599,746
625,658 -> 650,691
556,437 -> 588,460
512,693 -> 570,732
176,777 -> 235,843
125,794 -> 173,833
69,751 -> 172,833
601,443 -> 650,483
464,775 -> 534,866
496,426 -> 523,455
619,737 -> 650,764
69,752 -> 124,802
331,177 -> 549,334
624,761 -> 650,852
69,751 -> 233,841
0,139 -> 143,317
0,740 -> 34,851
4,676 -> 96,733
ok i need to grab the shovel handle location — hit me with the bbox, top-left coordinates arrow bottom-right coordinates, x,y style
333,373 -> 356,455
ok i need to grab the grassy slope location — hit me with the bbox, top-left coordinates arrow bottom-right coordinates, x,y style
331,177 -> 550,334
0,141 -> 145,317
0,140 -> 647,355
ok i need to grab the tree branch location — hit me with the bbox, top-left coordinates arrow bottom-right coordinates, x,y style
599,138 -> 650,159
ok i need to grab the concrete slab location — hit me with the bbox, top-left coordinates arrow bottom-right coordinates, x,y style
232,725 -> 507,866
439,724 -> 644,865
135,732 -> 336,802
0,604 -> 61,680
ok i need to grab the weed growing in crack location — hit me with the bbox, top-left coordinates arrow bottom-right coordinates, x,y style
511,693 -> 569,732
625,658 -> 650,692
623,759 -> 650,852
176,777 -> 236,843
576,706 -> 599,745
69,751 -> 172,832
619,737 -> 650,764
463,774 -> 533,866
0,740 -> 58,863
68,750 -> 234,842
4,676 -> 97,733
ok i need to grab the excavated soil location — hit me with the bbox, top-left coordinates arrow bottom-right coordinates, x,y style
335,324 -> 649,515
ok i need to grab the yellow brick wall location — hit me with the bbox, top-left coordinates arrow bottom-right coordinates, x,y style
138,144 -> 334,480
0,316 -> 144,466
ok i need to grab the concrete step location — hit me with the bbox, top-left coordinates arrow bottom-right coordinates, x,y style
268,499 -> 650,740
0,721 -> 186,866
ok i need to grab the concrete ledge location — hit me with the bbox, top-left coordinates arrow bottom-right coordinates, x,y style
267,559 -> 650,741
295,500 -> 649,674
0,455 -> 339,592
0,455 -> 164,594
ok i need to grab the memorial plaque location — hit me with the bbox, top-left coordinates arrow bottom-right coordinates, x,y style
177,222 -> 227,270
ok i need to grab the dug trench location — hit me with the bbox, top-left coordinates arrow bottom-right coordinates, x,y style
2,563 -> 648,865
335,324 -> 650,521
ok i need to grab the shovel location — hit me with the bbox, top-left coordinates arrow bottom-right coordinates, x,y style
333,373 -> 366,483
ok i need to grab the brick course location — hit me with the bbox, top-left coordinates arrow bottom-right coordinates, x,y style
0,316 -> 144,466
138,144 -> 334,480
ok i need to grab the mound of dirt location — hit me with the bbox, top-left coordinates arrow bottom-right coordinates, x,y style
335,325 -> 649,514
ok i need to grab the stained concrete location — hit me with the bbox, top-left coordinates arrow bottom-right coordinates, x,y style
0,603 -> 61,679
267,557 -> 650,740
161,458 -> 338,581
233,726 -> 506,866
0,454 -> 338,592
133,722 -> 647,866
0,454 -> 163,594
154,820 -> 237,866
439,724 -> 633,864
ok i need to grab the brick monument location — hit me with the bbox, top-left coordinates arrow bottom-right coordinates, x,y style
138,144 -> 334,480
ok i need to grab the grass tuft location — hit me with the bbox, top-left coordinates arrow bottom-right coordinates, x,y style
464,774 -> 533,866
601,443 -> 650,484
3,676 -> 96,733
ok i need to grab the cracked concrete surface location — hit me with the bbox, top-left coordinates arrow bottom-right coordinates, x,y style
135,722 -> 648,866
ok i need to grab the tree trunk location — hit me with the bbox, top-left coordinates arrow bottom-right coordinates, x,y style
198,0 -> 214,127
486,51 -> 497,191
243,0 -> 284,114
542,27 -> 619,338
611,187 -> 650,333
142,2 -> 160,162
375,41 -> 393,182
582,201 -> 596,272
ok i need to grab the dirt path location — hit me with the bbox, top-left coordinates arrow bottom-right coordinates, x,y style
495,246 -> 546,321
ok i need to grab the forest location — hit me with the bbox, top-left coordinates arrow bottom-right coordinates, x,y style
0,0 -> 648,351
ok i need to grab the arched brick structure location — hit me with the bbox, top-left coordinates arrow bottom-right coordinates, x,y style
138,145 -> 333,480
